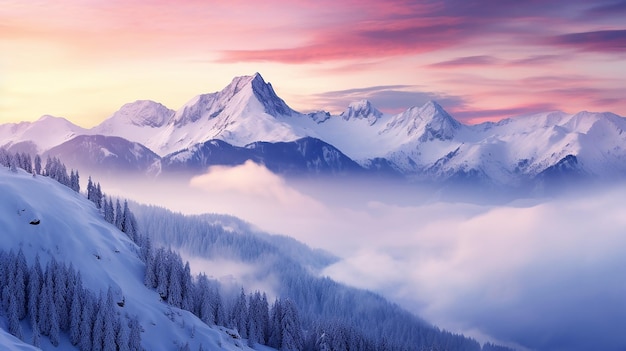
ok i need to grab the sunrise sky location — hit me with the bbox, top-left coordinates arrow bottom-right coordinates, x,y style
1,0 -> 625,127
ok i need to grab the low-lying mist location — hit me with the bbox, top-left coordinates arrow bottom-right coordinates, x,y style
101,161 -> 626,351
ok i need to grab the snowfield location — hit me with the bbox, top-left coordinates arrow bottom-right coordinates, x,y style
0,168 -> 268,351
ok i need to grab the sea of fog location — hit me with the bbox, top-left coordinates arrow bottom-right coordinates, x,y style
102,162 -> 626,351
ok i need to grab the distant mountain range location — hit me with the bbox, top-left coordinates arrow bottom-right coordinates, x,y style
2,72 -> 626,187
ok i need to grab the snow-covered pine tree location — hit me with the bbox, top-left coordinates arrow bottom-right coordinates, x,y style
102,288 -> 117,351
230,288 -> 248,338
14,249 -> 28,320
91,292 -> 106,351
78,291 -> 95,351
270,298 -> 303,351
27,255 -> 43,327
128,316 -> 143,351
34,154 -> 42,175
69,277 -> 83,345
52,260 -> 69,331
268,299 -> 283,349
181,262 -> 194,312
104,197 -> 115,224
49,301 -> 61,347
31,317 -> 42,348
122,200 -> 137,241
9,157 -> 17,173
115,315 -> 131,351
247,291 -> 269,346
167,253 -> 183,308
7,290 -> 23,340
87,176 -> 94,202
95,182 -> 103,209
115,199 -> 124,231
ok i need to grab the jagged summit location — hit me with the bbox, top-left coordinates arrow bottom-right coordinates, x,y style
172,73 -> 293,127
340,99 -> 382,125
418,100 -> 461,141
382,100 -> 461,141
248,73 -> 294,116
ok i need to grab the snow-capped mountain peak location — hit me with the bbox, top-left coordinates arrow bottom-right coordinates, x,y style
248,73 -> 294,116
382,100 -> 461,141
0,115 -> 86,155
340,99 -> 382,125
98,100 -> 174,130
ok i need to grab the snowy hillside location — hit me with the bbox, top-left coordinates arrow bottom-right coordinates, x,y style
0,168 -> 271,351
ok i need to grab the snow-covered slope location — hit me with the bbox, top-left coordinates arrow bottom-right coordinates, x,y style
93,73 -> 308,156
0,330 -> 39,351
0,115 -> 87,155
162,137 -> 365,176
90,100 -> 175,150
2,72 -> 626,186
45,135 -> 162,176
0,168 -> 269,351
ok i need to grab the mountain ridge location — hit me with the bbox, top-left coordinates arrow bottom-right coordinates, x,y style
2,73 -> 626,187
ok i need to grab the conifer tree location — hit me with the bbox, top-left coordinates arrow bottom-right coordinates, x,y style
128,316 -> 143,351
115,199 -> 124,231
34,154 -> 42,175
92,294 -> 105,351
49,301 -> 61,347
31,318 -> 41,348
7,293 -> 23,340
79,292 -> 95,351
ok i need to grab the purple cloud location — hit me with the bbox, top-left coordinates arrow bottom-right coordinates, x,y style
429,55 -> 500,68
550,30 -> 626,53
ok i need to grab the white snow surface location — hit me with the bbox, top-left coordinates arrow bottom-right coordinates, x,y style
0,168 -> 269,351
0,329 -> 40,351
0,115 -> 87,154
3,73 -> 626,184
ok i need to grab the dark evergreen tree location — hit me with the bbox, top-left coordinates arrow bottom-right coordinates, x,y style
181,262 -> 194,312
7,290 -> 23,340
70,169 -> 80,192
247,291 -> 269,346
167,254 -> 183,308
104,197 -> 115,224
115,199 -> 124,231
128,316 -> 143,351
92,293 -> 105,351
27,255 -> 43,328
49,301 -> 61,347
95,182 -> 103,209
14,249 -> 28,320
230,288 -> 248,338
79,291 -> 95,351
34,154 -> 42,175
31,317 -> 42,348
69,277 -> 83,345
116,315 -> 131,351
103,288 -> 117,351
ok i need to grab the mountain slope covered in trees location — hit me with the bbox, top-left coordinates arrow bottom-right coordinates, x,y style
0,161 -> 276,351
0,150 -> 516,351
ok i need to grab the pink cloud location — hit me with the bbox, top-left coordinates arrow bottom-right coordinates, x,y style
428,56 -> 501,68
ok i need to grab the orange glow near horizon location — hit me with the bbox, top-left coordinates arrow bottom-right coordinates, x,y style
1,1 -> 625,127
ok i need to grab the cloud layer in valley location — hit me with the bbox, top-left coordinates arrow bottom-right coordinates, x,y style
106,162 -> 626,350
